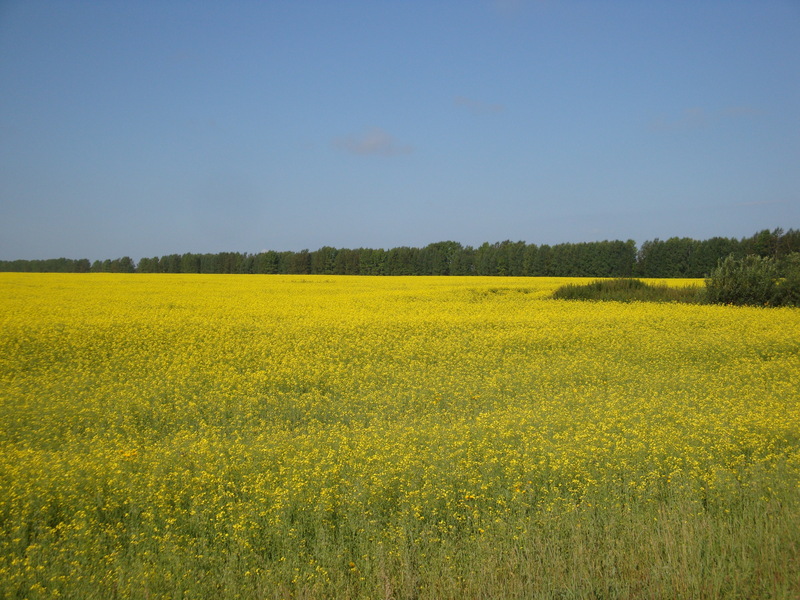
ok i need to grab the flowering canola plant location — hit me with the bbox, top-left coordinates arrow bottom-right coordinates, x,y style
1,273 -> 799,599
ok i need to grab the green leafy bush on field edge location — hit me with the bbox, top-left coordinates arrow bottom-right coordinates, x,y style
551,278 -> 704,303
774,252 -> 800,306
705,253 -> 800,307
552,252 -> 800,307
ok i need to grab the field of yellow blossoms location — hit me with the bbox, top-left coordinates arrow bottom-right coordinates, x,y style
1,273 -> 799,599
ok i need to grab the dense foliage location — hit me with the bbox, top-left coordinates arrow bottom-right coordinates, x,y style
0,257 -> 92,273
2,228 -> 798,278
552,251 -> 800,307
552,278 -> 705,303
705,252 -> 800,307
2,274 -> 799,598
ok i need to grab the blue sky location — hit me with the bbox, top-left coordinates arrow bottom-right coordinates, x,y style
1,1 -> 798,261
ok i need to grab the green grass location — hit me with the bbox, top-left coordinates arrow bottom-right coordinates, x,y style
552,278 -> 706,304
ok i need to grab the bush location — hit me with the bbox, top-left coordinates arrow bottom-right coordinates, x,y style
552,256 -> 800,308
705,254 -> 778,306
552,278 -> 704,303
773,253 -> 800,307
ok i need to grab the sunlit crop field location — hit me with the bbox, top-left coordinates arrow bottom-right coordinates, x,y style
1,273 -> 799,599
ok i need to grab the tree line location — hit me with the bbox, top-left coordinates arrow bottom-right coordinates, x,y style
2,228 -> 798,278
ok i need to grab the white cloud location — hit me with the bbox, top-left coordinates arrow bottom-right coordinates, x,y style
334,127 -> 413,156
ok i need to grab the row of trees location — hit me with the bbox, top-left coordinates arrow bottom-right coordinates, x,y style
0,257 -> 93,273
132,239 -> 640,277
3,228 -> 798,278
635,228 -> 800,277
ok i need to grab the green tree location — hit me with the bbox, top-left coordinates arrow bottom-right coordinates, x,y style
181,253 -> 201,273
451,245 -> 475,275
705,254 -> 778,306
774,252 -> 800,307
359,248 -> 386,275
745,228 -> 781,259
116,256 -> 136,273
420,241 -> 462,275
532,245 -> 552,276
386,247 -> 419,275
333,248 -> 360,274
288,250 -> 311,274
311,247 -> 337,274
474,242 -> 498,275
137,257 -> 160,273
160,254 -> 182,273
254,251 -> 280,274
688,237 -> 741,277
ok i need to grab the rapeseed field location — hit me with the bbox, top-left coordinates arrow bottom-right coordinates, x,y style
1,273 -> 798,599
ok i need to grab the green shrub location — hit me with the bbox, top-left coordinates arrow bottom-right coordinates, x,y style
773,252 -> 800,307
553,257 -> 800,308
705,254 -> 778,306
552,278 -> 704,303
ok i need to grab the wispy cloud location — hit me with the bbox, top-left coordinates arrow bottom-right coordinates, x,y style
334,127 -> 413,156
454,96 -> 505,115
650,105 -> 759,132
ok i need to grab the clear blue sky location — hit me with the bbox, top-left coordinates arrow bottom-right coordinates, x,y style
1,1 -> 798,261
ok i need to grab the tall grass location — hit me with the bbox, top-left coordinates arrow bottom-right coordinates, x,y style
552,278 -> 706,304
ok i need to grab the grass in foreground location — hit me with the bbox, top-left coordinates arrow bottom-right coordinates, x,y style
552,277 -> 706,303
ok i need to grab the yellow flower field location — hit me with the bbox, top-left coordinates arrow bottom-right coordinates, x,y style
1,273 -> 799,599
